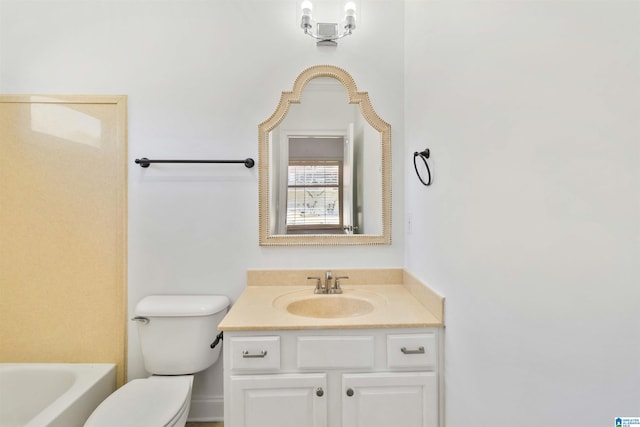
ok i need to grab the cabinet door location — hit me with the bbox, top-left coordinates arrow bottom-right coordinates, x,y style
342,372 -> 438,427
229,373 -> 327,427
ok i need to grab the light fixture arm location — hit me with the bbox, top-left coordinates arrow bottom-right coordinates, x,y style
301,26 -> 354,42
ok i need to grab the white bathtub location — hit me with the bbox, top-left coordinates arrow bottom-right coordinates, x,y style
0,363 -> 116,427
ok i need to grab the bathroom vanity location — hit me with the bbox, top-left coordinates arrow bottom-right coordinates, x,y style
219,269 -> 444,427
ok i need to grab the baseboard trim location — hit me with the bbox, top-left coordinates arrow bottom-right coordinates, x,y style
187,395 -> 224,422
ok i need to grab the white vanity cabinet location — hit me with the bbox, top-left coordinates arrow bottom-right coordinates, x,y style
223,328 -> 442,427
341,372 -> 437,427
228,373 -> 328,427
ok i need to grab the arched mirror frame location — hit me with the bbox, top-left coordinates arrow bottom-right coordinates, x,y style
259,65 -> 391,246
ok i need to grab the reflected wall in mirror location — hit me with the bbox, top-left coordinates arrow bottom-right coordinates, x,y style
259,65 -> 391,246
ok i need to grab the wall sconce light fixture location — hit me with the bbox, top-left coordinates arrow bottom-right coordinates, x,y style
300,1 -> 356,46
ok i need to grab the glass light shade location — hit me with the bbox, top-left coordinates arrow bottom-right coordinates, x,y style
301,0 -> 313,16
344,1 -> 356,17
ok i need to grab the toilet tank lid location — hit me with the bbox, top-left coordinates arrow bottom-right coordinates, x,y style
135,295 -> 230,317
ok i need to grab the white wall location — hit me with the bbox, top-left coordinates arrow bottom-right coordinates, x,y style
0,0 -> 405,420
404,1 -> 640,426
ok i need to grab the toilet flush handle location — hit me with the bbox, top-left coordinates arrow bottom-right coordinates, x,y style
131,316 -> 149,325
210,332 -> 224,349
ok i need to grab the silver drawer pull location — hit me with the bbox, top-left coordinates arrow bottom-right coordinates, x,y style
242,350 -> 268,358
401,346 -> 425,355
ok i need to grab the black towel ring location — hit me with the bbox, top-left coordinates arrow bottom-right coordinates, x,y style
413,148 -> 432,186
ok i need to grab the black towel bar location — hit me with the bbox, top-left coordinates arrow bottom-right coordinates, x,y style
135,157 -> 255,168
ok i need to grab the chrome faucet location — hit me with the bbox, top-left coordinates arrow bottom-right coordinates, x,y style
308,271 -> 348,294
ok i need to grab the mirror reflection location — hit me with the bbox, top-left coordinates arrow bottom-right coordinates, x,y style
269,77 -> 381,236
259,65 -> 391,246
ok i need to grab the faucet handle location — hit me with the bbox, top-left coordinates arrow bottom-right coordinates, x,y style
335,276 -> 349,286
308,276 -> 323,293
329,276 -> 349,294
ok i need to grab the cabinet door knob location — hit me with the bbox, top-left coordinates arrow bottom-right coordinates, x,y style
346,388 -> 354,397
316,387 -> 324,397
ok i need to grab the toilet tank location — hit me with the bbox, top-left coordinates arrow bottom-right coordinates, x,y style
134,295 -> 230,375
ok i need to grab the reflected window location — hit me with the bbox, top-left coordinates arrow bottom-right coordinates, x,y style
286,161 -> 343,233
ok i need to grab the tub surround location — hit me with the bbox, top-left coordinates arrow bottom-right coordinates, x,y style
0,96 -> 128,387
218,269 -> 444,331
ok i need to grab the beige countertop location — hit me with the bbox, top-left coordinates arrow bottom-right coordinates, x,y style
218,283 -> 443,331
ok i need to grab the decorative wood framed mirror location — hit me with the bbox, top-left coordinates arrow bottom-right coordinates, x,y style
259,65 -> 391,246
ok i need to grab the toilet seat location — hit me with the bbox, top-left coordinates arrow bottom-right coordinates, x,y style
84,376 -> 193,427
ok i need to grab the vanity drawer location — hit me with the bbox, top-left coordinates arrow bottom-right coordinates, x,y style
297,336 -> 374,369
387,333 -> 436,369
229,336 -> 281,371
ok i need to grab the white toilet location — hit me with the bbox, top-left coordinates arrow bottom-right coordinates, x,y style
84,295 -> 230,427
